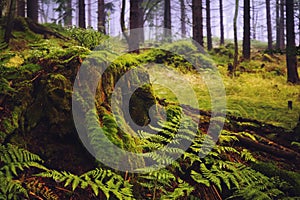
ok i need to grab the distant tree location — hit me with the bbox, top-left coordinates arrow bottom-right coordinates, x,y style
266,0 -> 273,51
279,0 -> 285,49
233,0 -> 239,71
78,0 -> 85,28
54,0 -> 72,26
164,0 -> 171,40
219,0 -> 224,45
192,0 -> 203,47
286,0 -> 299,83
180,0 -> 186,37
243,0 -> 251,59
27,0 -> 39,22
206,0 -> 212,50
4,0 -> 16,44
276,0 -> 281,49
16,0 -> 25,17
98,0 -> 105,33
121,0 -> 140,52
87,0 -> 91,27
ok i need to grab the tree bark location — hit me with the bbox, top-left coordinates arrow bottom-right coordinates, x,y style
129,0 -> 140,52
251,0 -> 256,40
180,0 -> 186,38
276,0 -> 280,49
192,0 -> 203,47
4,0 -> 16,44
286,0 -> 299,83
266,0 -> 273,51
98,0 -> 105,33
64,0 -> 72,26
206,0 -> 212,50
27,0 -> 38,23
279,0 -> 285,49
164,0 -> 171,41
87,0 -> 91,27
233,0 -> 239,72
243,0 -> 251,60
16,0 -> 25,17
219,0 -> 224,45
78,0 -> 85,28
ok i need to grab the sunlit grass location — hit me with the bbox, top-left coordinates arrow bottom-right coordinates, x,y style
151,60 -> 300,130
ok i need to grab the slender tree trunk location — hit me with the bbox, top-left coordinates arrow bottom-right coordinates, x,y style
129,0 -> 140,52
286,0 -> 299,83
219,0 -> 224,45
16,0 -> 25,17
279,0 -> 285,49
298,0 -> 300,46
180,0 -> 186,38
138,1 -> 144,43
233,0 -> 239,71
87,0 -> 91,27
164,0 -> 171,40
98,0 -> 105,33
276,0 -> 280,49
266,0 -> 273,51
206,0 -> 212,50
78,0 -> 85,28
252,0 -> 256,40
5,0 -> 16,44
243,0 -> 251,59
192,0 -> 203,47
64,0 -> 72,26
27,0 -> 38,22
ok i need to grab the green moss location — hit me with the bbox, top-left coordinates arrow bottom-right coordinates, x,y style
0,107 -> 22,143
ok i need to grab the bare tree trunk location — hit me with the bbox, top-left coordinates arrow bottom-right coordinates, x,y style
279,0 -> 285,49
129,0 -> 140,52
164,0 -> 171,40
233,0 -> 239,72
206,0 -> 212,50
266,0 -> 273,51
219,0 -> 224,45
64,0 -> 72,26
192,0 -> 203,47
286,0 -> 299,83
180,0 -> 186,38
243,0 -> 250,59
138,0 -> 144,43
251,0 -> 256,40
87,0 -> 91,27
5,0 -> 16,44
27,0 -> 38,23
98,0 -> 105,33
78,0 -> 85,28
16,0 -> 25,17
276,0 -> 281,49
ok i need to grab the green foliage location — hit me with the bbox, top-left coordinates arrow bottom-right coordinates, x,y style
66,26 -> 109,49
37,168 -> 133,199
0,144 -> 47,199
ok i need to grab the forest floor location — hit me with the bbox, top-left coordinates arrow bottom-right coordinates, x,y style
0,19 -> 300,199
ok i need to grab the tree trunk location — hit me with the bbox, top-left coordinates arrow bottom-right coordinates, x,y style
192,0 -> 203,47
206,0 -> 212,50
16,0 -> 25,17
78,0 -> 85,28
251,0 -> 256,40
279,0 -> 285,49
64,0 -> 72,26
98,0 -> 105,33
5,0 -> 16,44
233,0 -> 239,72
276,0 -> 280,49
129,0 -> 140,52
164,0 -> 171,40
243,0 -> 250,60
286,0 -> 299,83
87,0 -> 91,27
27,0 -> 38,23
219,0 -> 224,45
180,0 -> 186,38
137,0 -> 144,43
266,0 -> 273,51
